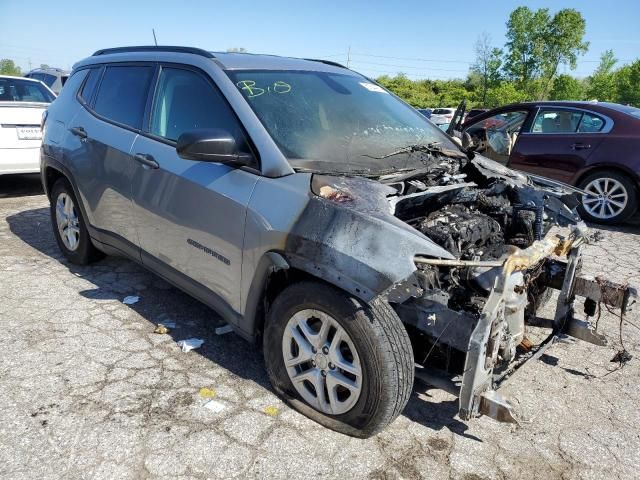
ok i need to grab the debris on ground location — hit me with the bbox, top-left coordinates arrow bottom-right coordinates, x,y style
215,324 -> 233,335
203,400 -> 226,413
153,321 -> 176,334
122,295 -> 140,305
199,387 -> 217,399
263,406 -> 279,417
177,338 -> 205,352
611,349 -> 632,364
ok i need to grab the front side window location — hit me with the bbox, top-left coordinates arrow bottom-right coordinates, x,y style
465,110 -> 528,160
0,78 -> 55,103
227,69 -> 460,175
93,65 -> 153,129
150,67 -> 246,147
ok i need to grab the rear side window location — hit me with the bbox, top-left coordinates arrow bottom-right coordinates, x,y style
532,109 -> 582,133
577,112 -> 605,132
93,65 -> 153,130
79,68 -> 101,105
150,67 -> 247,148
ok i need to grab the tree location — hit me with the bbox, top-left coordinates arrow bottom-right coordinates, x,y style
586,50 -> 618,101
615,60 -> 640,106
503,6 -> 550,97
485,82 -> 528,108
469,32 -> 503,106
540,9 -> 589,98
226,47 -> 247,53
549,74 -> 584,100
0,59 -> 21,76
503,6 -> 588,99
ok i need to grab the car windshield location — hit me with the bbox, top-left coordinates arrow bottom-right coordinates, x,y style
0,78 -> 55,103
226,69 -> 460,175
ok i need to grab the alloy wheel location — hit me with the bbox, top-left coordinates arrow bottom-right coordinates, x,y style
282,309 -> 363,415
582,177 -> 628,220
55,192 -> 80,251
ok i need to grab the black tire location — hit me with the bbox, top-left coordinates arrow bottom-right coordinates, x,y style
50,178 -> 103,265
577,171 -> 638,225
263,281 -> 414,438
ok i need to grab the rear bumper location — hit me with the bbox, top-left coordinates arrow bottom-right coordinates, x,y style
0,147 -> 40,175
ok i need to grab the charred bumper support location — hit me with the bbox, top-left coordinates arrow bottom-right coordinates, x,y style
409,232 -> 636,424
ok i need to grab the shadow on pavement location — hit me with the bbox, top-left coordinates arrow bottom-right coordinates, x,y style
7,206 -> 483,438
0,173 -> 43,198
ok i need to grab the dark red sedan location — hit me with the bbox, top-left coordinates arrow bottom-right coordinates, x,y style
460,101 -> 640,224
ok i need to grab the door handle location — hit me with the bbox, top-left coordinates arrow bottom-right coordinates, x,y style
69,126 -> 87,139
571,143 -> 591,150
134,153 -> 159,169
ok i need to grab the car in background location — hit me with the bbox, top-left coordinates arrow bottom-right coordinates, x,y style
25,67 -> 69,95
417,108 -> 432,118
429,107 -> 456,125
0,75 -> 56,175
459,101 -> 640,224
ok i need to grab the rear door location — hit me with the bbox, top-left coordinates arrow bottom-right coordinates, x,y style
130,65 -> 259,313
509,107 -> 608,183
67,64 -> 155,254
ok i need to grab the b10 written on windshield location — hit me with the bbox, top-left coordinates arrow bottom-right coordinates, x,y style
236,80 -> 292,98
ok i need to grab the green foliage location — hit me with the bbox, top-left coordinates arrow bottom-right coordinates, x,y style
549,74 -> 585,100
469,33 -> 503,105
503,7 -> 588,99
376,74 -> 478,108
616,60 -> 640,106
485,82 -> 528,108
586,50 -> 618,101
0,59 -> 21,76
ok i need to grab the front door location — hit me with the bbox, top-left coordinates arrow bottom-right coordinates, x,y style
510,107 -> 606,183
130,66 -> 259,313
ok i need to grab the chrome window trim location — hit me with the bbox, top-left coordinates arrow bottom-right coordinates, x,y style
522,106 -> 614,135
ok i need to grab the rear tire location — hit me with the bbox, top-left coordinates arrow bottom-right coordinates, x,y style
578,171 -> 637,225
263,281 -> 414,438
50,178 -> 103,265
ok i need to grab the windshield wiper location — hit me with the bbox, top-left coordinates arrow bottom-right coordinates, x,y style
363,142 -> 466,160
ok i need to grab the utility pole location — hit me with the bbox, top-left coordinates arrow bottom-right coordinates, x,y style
152,29 -> 158,46
347,46 -> 351,68
28,58 -> 32,71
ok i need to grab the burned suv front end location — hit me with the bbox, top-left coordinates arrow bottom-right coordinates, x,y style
312,151 -> 635,423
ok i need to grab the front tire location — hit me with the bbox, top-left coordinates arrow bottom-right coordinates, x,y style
578,171 -> 637,224
50,178 -> 103,265
264,281 -> 414,438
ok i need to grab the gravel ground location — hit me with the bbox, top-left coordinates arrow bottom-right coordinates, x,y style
1,174 -> 639,480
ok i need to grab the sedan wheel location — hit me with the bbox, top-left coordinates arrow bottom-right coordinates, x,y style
582,177 -> 628,221
282,309 -> 362,415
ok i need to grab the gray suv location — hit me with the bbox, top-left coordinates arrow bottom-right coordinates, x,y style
41,46 -> 634,437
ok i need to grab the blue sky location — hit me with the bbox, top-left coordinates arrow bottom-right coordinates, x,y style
2,0 -> 639,79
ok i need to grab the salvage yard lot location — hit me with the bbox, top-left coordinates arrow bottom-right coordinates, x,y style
1,175 -> 640,480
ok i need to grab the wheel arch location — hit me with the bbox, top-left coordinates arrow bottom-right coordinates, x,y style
575,164 -> 640,193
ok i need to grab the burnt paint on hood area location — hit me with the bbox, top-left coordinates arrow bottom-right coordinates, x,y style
282,153 -> 583,302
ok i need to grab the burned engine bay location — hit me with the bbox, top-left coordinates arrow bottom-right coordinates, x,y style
310,149 -> 633,422
376,153 -> 574,356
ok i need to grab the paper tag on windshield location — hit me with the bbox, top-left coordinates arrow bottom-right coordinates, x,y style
359,82 -> 387,93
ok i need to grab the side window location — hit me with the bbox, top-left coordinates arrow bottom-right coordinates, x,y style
150,67 -> 247,148
93,65 -> 153,130
465,110 -> 528,162
532,109 -> 582,133
79,68 -> 101,105
577,112 -> 605,133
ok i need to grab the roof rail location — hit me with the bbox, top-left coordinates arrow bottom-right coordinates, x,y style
304,58 -> 347,69
92,46 -> 215,58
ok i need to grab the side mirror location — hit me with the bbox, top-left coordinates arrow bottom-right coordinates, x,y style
176,128 -> 253,166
